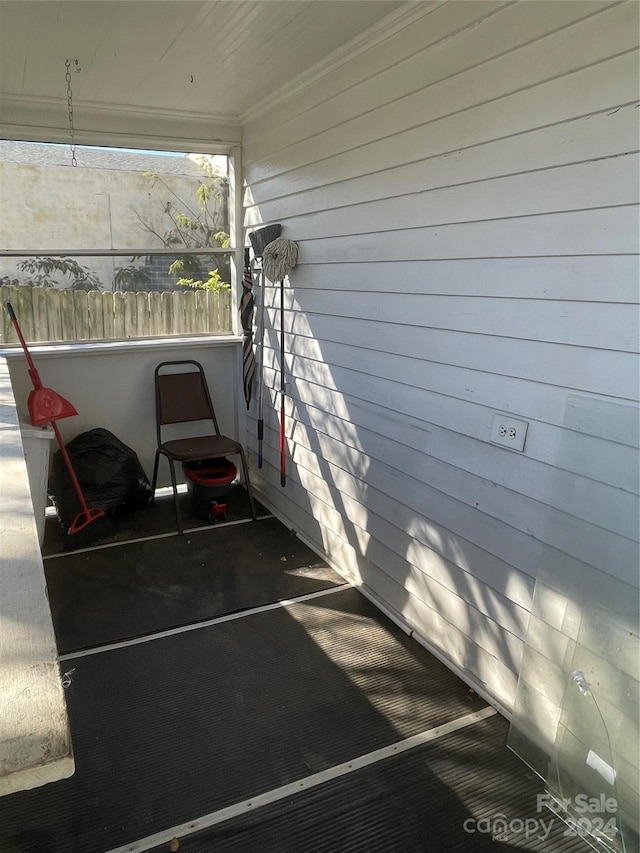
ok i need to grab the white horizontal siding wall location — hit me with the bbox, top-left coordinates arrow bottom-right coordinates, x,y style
242,0 -> 639,712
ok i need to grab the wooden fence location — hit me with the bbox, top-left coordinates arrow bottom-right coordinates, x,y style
0,285 -> 232,344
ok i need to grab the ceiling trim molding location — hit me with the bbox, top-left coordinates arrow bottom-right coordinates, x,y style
239,0 -> 442,125
0,93 -> 242,151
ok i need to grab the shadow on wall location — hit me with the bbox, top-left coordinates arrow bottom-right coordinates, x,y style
253,280 -> 639,850
253,276 -> 525,705
253,266 -> 638,698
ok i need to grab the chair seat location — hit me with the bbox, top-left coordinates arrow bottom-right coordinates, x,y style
160,434 -> 241,461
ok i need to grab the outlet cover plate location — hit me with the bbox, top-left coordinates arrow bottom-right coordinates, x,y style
491,414 -> 529,452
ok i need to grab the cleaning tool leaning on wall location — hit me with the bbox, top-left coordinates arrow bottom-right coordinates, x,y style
248,225 -> 282,470
261,237 -> 298,488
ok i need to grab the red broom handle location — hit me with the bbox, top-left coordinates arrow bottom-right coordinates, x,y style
49,421 -> 92,513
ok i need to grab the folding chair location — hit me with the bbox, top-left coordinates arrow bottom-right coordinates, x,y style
151,360 -> 257,533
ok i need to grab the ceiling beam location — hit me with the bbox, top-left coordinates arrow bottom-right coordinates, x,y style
0,94 -> 241,153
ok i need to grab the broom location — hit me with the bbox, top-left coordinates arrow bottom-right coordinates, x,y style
262,238 -> 298,487
7,302 -> 110,545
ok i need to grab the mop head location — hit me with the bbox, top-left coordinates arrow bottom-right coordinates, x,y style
262,238 -> 298,282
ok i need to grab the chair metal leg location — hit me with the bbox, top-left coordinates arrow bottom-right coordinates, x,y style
237,447 -> 257,520
167,457 -> 184,535
150,450 -> 161,502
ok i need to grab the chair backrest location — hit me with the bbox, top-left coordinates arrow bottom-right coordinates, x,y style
154,361 -> 221,442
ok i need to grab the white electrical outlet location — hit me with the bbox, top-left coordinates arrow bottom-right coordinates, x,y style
490,414 -> 529,452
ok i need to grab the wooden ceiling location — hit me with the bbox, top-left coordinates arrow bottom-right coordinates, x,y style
0,1 -> 404,124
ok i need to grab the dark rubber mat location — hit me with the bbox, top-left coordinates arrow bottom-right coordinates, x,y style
44,516 -> 343,653
156,716 -> 591,853
42,485 -> 263,556
0,588 -> 486,853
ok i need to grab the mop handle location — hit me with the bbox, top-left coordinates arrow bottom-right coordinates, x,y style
255,264 -> 266,468
280,396 -> 286,487
280,278 -> 286,487
257,422 -> 264,468
6,303 -> 44,390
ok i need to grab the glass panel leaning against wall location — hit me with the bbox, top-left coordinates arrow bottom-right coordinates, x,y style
0,141 -> 233,344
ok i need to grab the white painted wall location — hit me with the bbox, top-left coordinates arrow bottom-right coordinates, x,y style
242,0 -> 639,714
5,339 -> 241,489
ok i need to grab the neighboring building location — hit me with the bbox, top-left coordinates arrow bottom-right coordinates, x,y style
0,141 -> 229,290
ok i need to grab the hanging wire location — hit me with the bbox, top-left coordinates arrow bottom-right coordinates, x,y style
64,59 -> 78,167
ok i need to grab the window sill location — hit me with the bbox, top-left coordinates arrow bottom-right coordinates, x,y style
0,334 -> 242,359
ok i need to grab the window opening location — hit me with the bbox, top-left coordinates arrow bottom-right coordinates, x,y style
0,140 -> 235,343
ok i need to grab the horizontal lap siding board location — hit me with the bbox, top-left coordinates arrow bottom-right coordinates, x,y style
243,1 -> 624,162
242,0 -> 640,712
276,308 -> 639,405
254,384 -> 639,585
254,153 -> 639,234
292,256 -> 639,302
255,414 -> 537,619
246,55 -> 639,208
298,207 -> 637,261
244,7 -> 638,178
247,107 -> 639,218
260,310 -> 640,443
282,288 -> 639,351
256,357 -> 638,537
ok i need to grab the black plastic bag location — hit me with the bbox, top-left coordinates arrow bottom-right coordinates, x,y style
49,428 -> 152,528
